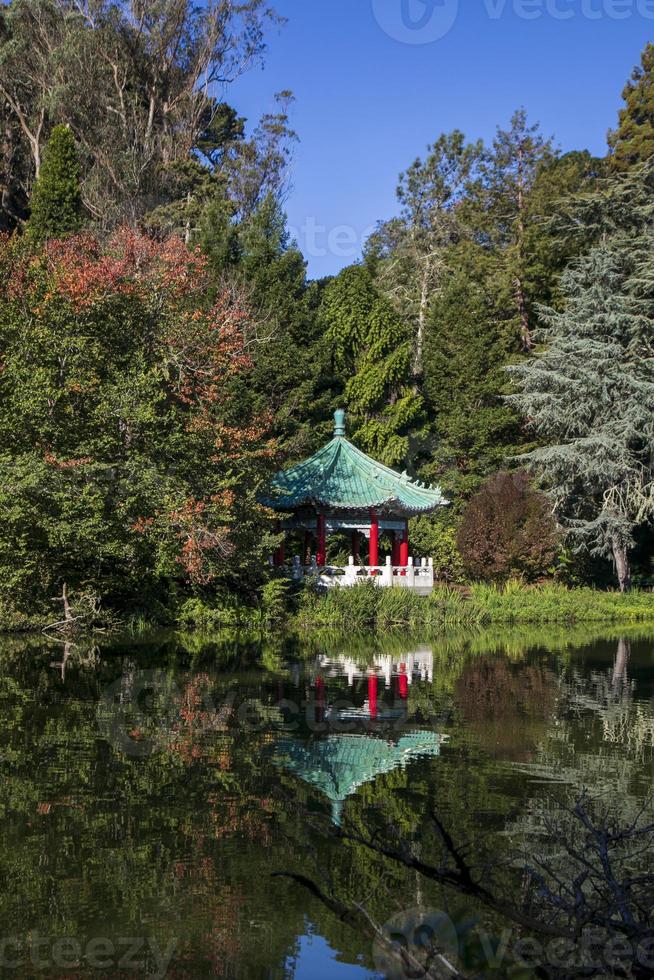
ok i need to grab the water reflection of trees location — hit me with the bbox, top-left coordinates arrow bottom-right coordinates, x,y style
2,631 -> 654,978
455,657 -> 557,762
505,638 -> 654,874
555,640 -> 654,759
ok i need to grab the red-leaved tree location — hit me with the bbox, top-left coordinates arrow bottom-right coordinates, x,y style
457,470 -> 559,583
0,228 -> 277,619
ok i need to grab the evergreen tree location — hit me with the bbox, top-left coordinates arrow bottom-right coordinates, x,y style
469,109 -> 555,350
422,248 -> 522,505
509,242 -> 654,592
319,265 -> 422,467
609,43 -> 654,173
27,125 -> 83,241
200,194 -> 330,457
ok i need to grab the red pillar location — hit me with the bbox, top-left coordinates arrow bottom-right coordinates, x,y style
274,540 -> 286,567
400,521 -> 409,567
398,663 -> 408,700
317,514 -> 327,566
369,510 -> 379,568
391,531 -> 400,566
368,674 -> 378,721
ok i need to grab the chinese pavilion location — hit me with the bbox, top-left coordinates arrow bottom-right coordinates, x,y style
264,410 -> 447,585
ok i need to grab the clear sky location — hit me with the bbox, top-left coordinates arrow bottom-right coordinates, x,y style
228,0 -> 654,279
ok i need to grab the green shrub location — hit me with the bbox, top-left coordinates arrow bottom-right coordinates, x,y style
261,578 -> 290,626
409,515 -> 467,583
177,595 -> 256,630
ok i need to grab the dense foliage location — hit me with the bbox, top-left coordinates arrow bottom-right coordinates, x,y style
510,232 -> 654,592
457,471 -> 559,583
0,229 -> 275,623
27,124 -> 83,242
318,264 -> 421,465
1,7 -> 654,619
608,42 -> 654,172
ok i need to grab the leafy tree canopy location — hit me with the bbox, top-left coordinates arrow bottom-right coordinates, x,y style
319,265 -> 423,467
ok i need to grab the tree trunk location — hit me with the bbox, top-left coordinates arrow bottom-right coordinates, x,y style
62,582 -> 73,622
612,539 -> 631,594
515,274 -> 534,352
413,264 -> 430,378
612,638 -> 630,696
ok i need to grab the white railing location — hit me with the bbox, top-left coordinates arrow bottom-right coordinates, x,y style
288,556 -> 434,591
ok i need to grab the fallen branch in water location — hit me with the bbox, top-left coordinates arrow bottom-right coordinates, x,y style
274,793 -> 654,979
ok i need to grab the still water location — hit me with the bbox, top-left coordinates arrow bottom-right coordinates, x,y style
1,627 -> 653,978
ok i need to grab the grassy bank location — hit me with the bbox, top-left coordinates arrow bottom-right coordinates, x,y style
6,580 -> 654,638
293,581 -> 654,631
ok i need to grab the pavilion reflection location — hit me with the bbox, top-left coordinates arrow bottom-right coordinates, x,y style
283,646 -> 436,727
274,646 -> 446,824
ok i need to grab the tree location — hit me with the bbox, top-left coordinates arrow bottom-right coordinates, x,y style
200,193 -> 330,458
0,0 -> 280,226
509,243 -> 654,592
319,265 -> 422,467
0,229 -> 275,620
469,109 -> 555,351
456,470 -> 558,582
221,91 -> 298,221
609,42 -> 654,172
422,250 -> 522,504
146,93 -> 298,243
366,131 -> 482,376
27,124 -> 82,240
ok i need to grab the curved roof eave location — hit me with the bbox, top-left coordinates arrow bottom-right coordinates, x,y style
264,413 -> 449,515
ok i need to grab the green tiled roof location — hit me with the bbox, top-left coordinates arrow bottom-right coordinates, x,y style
264,410 -> 447,515
274,731 -> 445,824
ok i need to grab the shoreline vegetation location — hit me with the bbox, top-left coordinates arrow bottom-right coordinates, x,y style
292,581 -> 654,631
6,580 -> 654,638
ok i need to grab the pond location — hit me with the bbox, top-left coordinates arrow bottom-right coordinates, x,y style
1,627 -> 653,978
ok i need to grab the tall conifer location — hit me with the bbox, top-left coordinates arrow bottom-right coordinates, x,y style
509,242 -> 654,592
609,43 -> 654,173
28,125 -> 83,242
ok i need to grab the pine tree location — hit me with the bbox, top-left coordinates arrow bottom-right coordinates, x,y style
320,265 -> 422,467
200,194 -> 330,456
509,242 -> 654,592
423,248 -> 522,505
609,43 -> 654,173
28,125 -> 83,241
470,109 -> 555,351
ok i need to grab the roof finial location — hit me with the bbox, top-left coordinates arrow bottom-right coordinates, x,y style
334,409 -> 346,437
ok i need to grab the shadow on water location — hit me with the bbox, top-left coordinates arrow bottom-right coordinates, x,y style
0,624 -> 653,977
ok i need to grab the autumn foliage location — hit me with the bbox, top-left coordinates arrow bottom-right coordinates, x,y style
0,229 -> 276,614
457,470 -> 559,583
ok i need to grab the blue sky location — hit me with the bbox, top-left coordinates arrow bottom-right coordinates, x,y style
228,0 -> 654,279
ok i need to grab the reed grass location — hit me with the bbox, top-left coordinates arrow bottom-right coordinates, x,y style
294,580 -> 654,632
